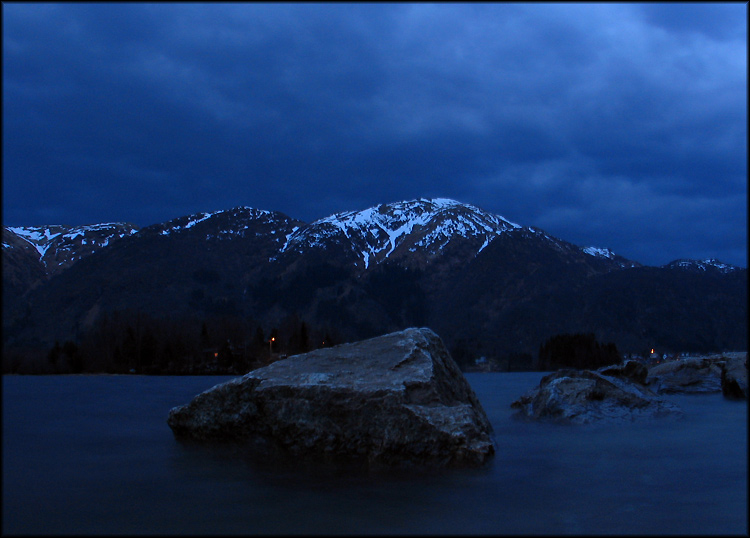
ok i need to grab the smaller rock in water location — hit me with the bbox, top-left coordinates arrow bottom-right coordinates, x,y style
511,363 -> 683,425
167,328 -> 494,468
647,357 -> 724,394
721,355 -> 748,400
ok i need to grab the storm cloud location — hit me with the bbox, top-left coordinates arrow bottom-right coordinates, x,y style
3,3 -> 746,266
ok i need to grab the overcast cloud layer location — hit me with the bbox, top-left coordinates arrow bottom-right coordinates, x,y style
3,3 -> 747,267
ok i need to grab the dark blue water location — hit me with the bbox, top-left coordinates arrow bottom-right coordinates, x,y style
3,373 -> 747,535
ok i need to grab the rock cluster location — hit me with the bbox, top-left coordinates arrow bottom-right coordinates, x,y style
167,327 -> 494,468
511,360 -> 683,424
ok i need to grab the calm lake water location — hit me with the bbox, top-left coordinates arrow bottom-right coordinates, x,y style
2,372 -> 747,535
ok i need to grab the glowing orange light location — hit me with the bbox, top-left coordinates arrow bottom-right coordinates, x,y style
651,349 -> 655,354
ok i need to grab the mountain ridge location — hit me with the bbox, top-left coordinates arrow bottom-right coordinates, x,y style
5,222 -> 139,275
5,198 -> 741,274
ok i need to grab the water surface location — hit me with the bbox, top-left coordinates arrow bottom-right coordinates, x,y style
3,373 -> 747,534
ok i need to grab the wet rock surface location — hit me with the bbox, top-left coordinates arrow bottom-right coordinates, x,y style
511,362 -> 683,424
167,327 -> 494,468
597,359 -> 649,385
647,357 -> 725,394
721,355 -> 748,399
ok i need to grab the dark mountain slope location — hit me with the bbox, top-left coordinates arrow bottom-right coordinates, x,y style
429,229 -> 747,361
2,227 -> 48,321
577,266 -> 747,353
428,228 -> 626,359
2,198 -> 745,373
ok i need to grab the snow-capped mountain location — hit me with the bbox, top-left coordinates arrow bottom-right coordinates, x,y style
275,198 -> 645,272
4,223 -> 138,275
278,198 -> 524,269
2,199 -> 741,280
663,258 -> 742,274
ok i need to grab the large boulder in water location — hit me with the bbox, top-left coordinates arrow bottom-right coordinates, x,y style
167,327 -> 494,468
511,364 -> 683,424
721,355 -> 748,400
647,357 -> 724,394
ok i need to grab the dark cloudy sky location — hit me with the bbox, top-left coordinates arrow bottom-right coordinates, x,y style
3,3 -> 747,267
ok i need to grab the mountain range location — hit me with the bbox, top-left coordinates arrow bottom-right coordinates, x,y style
3,198 -> 746,372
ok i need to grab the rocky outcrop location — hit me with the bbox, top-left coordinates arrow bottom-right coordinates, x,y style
721,355 -> 748,399
511,363 -> 683,424
167,327 -> 494,468
647,358 -> 724,394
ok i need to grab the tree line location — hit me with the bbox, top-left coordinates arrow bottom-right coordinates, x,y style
3,309 -> 340,375
3,313 -> 624,376
536,332 -> 621,370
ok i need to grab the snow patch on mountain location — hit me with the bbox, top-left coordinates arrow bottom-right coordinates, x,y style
160,211 -> 222,235
583,246 -> 616,259
7,226 -> 63,258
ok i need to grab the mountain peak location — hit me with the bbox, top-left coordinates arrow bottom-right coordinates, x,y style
144,206 -> 303,242
279,198 -> 523,269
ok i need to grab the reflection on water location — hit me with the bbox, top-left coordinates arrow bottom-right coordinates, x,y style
3,373 -> 747,535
